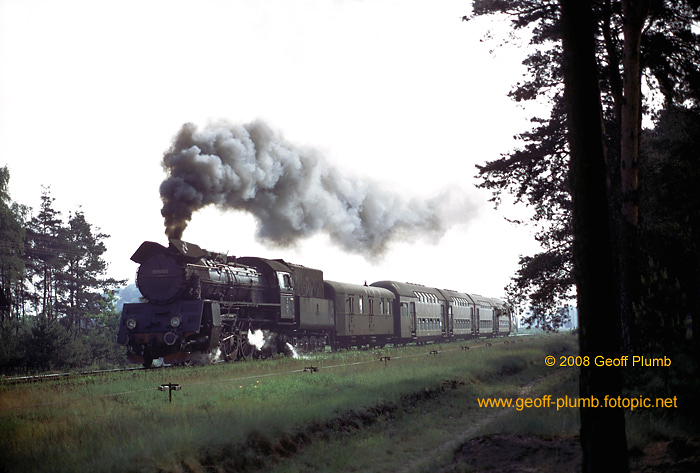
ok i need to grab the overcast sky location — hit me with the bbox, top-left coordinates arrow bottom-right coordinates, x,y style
0,0 -> 542,298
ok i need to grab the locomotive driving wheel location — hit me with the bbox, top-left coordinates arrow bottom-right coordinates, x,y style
222,330 -> 255,361
236,331 -> 256,360
221,333 -> 236,361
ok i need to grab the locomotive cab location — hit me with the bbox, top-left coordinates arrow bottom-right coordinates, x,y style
277,270 -> 295,321
237,256 -> 333,349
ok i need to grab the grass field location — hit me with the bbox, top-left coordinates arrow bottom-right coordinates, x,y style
0,334 -> 593,473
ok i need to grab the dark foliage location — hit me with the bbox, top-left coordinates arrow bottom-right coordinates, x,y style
637,106 -> 700,355
468,0 -> 700,333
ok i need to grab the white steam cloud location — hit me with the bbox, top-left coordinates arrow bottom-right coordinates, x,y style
247,329 -> 266,351
160,119 -> 474,256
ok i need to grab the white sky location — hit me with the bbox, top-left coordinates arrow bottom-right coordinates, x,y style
0,0 -> 542,299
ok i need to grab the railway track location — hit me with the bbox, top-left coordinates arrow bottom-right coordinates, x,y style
1,366 -> 143,385
1,334 -> 531,386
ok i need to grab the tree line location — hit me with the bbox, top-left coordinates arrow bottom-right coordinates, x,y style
466,1 -> 699,471
470,0 -> 700,358
0,170 -> 126,374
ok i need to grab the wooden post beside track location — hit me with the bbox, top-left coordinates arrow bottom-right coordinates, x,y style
159,383 -> 181,403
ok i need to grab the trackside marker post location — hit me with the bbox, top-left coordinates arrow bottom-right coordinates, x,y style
159,383 -> 181,403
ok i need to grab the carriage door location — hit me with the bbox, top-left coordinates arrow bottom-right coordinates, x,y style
400,302 -> 411,338
409,302 -> 417,339
447,305 -> 454,338
441,304 -> 448,338
277,272 -> 295,321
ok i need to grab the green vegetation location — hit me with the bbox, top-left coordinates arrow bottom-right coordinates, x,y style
1,335 -> 575,473
262,338 -> 698,473
0,173 -> 125,375
2,332 -> 694,473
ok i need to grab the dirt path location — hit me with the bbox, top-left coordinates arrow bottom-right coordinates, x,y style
397,377 -> 548,473
427,377 -> 699,473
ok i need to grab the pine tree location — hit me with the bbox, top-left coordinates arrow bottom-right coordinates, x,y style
467,0 -> 700,331
0,166 -> 27,324
57,210 -> 123,333
25,187 -> 66,321
560,2 -> 629,470
0,166 -> 29,372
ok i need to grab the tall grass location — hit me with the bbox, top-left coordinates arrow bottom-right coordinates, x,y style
0,335 -> 577,473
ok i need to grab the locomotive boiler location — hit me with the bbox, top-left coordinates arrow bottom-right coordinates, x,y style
118,239 -> 514,367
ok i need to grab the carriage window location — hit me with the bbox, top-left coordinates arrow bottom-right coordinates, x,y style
359,296 -> 364,314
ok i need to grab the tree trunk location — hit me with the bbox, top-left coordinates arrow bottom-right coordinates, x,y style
559,1 -> 629,472
620,0 -> 649,227
617,0 -> 650,353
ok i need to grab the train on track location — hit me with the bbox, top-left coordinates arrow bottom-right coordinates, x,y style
117,239 -> 513,367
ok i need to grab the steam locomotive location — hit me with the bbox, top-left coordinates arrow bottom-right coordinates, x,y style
117,239 -> 513,367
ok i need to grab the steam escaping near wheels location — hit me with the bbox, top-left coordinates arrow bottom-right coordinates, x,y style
285,342 -> 301,359
160,120 -> 475,257
248,329 -> 270,351
247,329 -> 266,351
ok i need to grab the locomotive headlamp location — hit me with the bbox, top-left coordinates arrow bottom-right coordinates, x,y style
170,316 -> 182,328
126,318 -> 137,330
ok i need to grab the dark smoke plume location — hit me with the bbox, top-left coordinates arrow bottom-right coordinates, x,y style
160,120 -> 474,256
